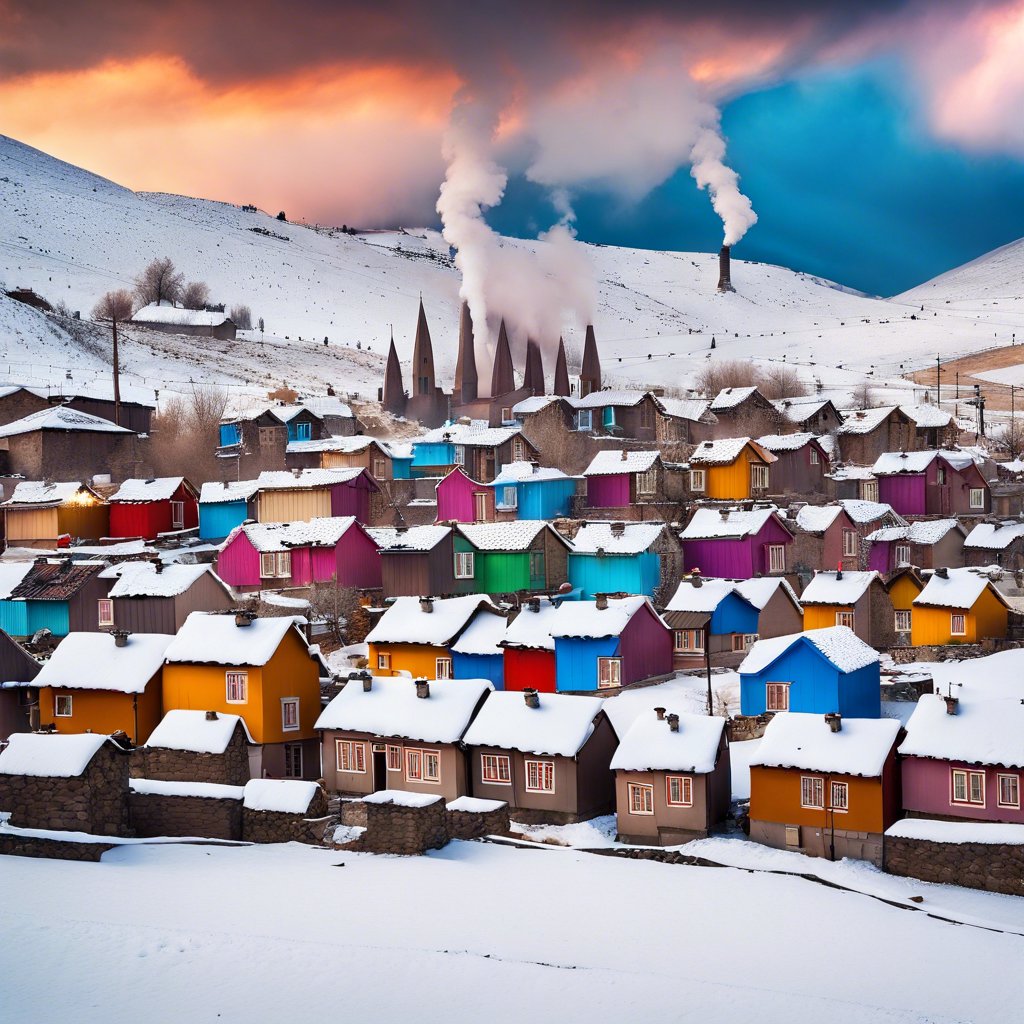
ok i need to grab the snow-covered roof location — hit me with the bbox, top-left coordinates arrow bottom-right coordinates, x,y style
314,674 -> 492,743
33,631 -> 172,694
499,598 -> 561,651
680,506 -> 782,541
838,499 -> 906,525
828,464 -> 875,481
300,396 -> 355,420
799,570 -> 879,605
752,712 -> 900,777
550,595 -> 659,639
817,434 -> 839,460
688,437 -> 774,466
583,449 -> 660,476
512,395 -> 564,415
0,562 -> 35,599
199,479 -> 259,503
230,516 -> 360,553
735,576 -> 802,612
837,406 -> 899,435
489,461 -> 571,485
132,303 -> 232,327
866,519 -> 962,545
756,432 -> 818,453
457,521 -> 556,552
710,385 -> 759,411
792,504 -> 845,534
285,434 -> 381,455
363,789 -> 442,808
610,707 -> 725,773
900,403 -> 953,429
963,521 -> 1024,551
461,689 -> 607,757
109,477 -> 186,502
886,818 -> 1024,845
666,577 -> 744,614
0,732 -> 112,778
419,422 -> 522,448
739,626 -> 879,676
369,524 -> 450,552
164,612 -> 307,666
145,709 -> 253,752
568,521 -> 664,555
365,595 -> 495,646
574,389 -> 649,409
106,560 -> 218,598
658,397 -> 713,422
773,398 -> 837,424
0,405 -> 133,437
871,449 -> 976,476
450,611 -> 509,657
242,778 -> 321,813
1,481 -> 95,507
129,777 -> 244,800
913,568 -> 1006,610
256,468 -> 365,490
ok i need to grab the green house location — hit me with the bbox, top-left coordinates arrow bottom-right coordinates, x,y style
454,521 -> 571,596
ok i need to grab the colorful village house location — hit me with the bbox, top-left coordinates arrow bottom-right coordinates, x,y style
799,569 -> 896,648
488,461 -> 577,521
0,627 -> 41,739
582,450 -> 662,510
962,520 -> 1024,569
198,479 -> 259,542
866,519 -> 966,573
881,566 -> 923,645
708,386 -> 779,438
33,630 -> 171,744
567,521 -> 671,599
286,435 -> 403,480
1,481 -> 109,548
828,465 -> 880,503
738,625 -> 881,718
657,396 -> 718,445
315,674 -> 493,800
455,424 -> 537,483
572,389 -> 662,441
434,466 -> 496,524
454,521 -> 571,595
680,506 -> 793,579
254,467 -> 377,525
610,705 -> 731,845
748,711 -> 902,866
910,567 -> 1010,646
663,576 -> 760,668
0,558 -> 110,638
366,594 -> 500,679
785,503 -> 862,577
550,594 -> 673,692
100,560 -> 235,633
771,396 -> 844,435
734,577 -> 804,640
162,611 -> 323,779
686,437 -> 776,501
216,516 -> 382,593
755,433 -> 830,497
499,597 -> 562,693
369,524 -> 463,598
462,688 -> 618,823
449,609 -> 508,689
108,476 -> 200,540
836,406 -> 917,465
837,498 -> 907,557
871,450 -> 989,517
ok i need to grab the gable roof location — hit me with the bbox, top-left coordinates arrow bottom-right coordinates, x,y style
0,405 -> 134,437
132,303 -> 233,327
710,385 -> 761,411
199,479 -> 260,503
365,595 -> 496,646
755,432 -> 820,454
368,524 -> 450,552
1,481 -> 101,508
227,516 -> 363,553
9,560 -> 103,601
164,612 -> 308,666
550,595 -> 661,639
681,506 -> 789,541
569,521 -> 665,555
489,461 -> 572,485
256,468 -> 367,490
499,598 -> 562,651
610,707 -> 725,773
963,521 -> 1024,551
866,519 -> 964,545
456,521 -> 566,552
871,449 -> 977,476
792,504 -> 846,534
913,568 -> 1010,610
105,560 -> 225,598
837,406 -> 902,435
799,570 -> 880,606
773,397 -> 841,425
34,631 -> 172,694
838,499 -> 907,526
285,435 -> 384,456
658,397 -> 714,423
734,576 -> 803,613
900,403 -> 953,429
110,477 -> 189,503
145,709 -> 253,752
739,625 -> 879,676
583,449 -> 660,476
688,437 -> 775,467
573,389 -> 651,410
666,577 -> 754,615
752,712 -> 900,777
450,611 -> 510,657
0,732 -> 114,778
0,562 -> 34,600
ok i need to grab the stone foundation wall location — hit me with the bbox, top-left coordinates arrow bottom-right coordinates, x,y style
884,836 -> 1024,897
128,793 -> 242,840
242,786 -> 330,844
130,732 -> 251,787
340,801 -> 368,828
0,834 -> 115,861
446,804 -> 510,840
887,644 -> 984,664
338,796 -> 448,855
727,714 -> 772,742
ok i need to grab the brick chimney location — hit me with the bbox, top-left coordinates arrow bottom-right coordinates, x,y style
205,710 -> 219,721
944,694 -> 959,715
667,713 -> 680,732
419,596 -> 434,614
717,246 -> 735,293
523,688 -> 540,709
415,677 -> 430,699
654,706 -> 666,720
825,712 -> 842,733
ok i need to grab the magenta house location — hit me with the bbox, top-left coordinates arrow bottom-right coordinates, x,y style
217,516 -> 382,592
435,466 -> 495,524
899,689 -> 1023,825
583,450 -> 661,508
679,506 -> 794,579
871,451 -> 989,518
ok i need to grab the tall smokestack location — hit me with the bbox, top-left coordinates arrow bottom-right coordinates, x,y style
580,325 -> 602,397
717,246 -> 735,293
553,337 -> 571,397
490,319 -> 516,398
524,338 -> 545,397
381,332 -> 407,415
453,301 -> 478,404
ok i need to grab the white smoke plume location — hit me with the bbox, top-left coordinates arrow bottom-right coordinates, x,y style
689,125 -> 759,246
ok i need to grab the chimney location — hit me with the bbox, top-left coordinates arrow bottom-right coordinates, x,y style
595,593 -> 609,610
836,568 -> 843,581
825,712 -> 842,733
154,561 -> 164,574
234,610 -> 256,627
415,677 -> 430,699
527,597 -> 540,613
936,567 -> 949,579
944,695 -> 959,715
349,670 -> 374,692
719,508 -> 730,520
654,706 -> 666,721
667,713 -> 680,732
523,688 -> 540,709
205,710 -> 219,721
291,467 -> 302,478
717,246 -> 735,293
620,450 -> 627,461
610,521 -> 625,537
419,596 -> 434,614
110,629 -> 131,648
690,574 -> 703,588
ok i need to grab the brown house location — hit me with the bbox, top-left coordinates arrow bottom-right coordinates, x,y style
773,397 -> 844,435
0,385 -> 49,427
2,480 -> 109,548
0,628 -> 40,740
757,433 -> 830,497
370,524 -> 459,598
4,558 -> 111,637
734,577 -> 804,639
134,709 -> 255,786
785,503 -> 862,578
572,390 -> 662,442
286,435 -> 398,480
800,569 -> 896,648
463,688 -> 618,824
131,303 -> 237,340
656,398 -> 718,445
836,406 -> 917,465
709,386 -> 780,437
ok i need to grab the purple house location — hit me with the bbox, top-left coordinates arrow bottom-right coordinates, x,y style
217,516 -> 382,592
871,451 -> 989,518
255,468 -> 379,524
866,519 -> 966,573
583,450 -> 662,508
435,466 -> 495,524
680,506 -> 794,579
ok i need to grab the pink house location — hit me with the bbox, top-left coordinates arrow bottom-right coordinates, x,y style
435,466 -> 495,524
217,516 -> 382,592
679,506 -> 794,579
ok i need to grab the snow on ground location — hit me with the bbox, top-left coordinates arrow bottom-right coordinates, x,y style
1,839 -> 1020,1024
975,363 -> 1024,387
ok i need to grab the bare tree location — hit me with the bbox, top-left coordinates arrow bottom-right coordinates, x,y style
229,304 -> 253,330
693,359 -> 760,398
759,364 -> 809,400
853,380 -> 877,409
93,289 -> 135,427
134,257 -> 184,307
307,580 -> 369,648
149,384 -> 228,483
181,280 -> 211,310
991,418 -> 1024,460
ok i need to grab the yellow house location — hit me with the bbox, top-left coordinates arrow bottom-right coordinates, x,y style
884,567 -> 924,639
687,438 -> 776,500
2,481 -> 109,548
910,568 -> 1009,646
162,611 -> 323,779
366,594 -> 498,678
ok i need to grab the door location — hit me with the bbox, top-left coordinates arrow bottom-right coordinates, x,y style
473,491 -> 489,522
372,750 -> 388,792
529,550 -> 545,589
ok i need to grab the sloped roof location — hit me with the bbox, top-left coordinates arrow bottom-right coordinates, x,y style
752,712 -> 900,777
229,516 -> 361,553
550,595 -> 662,639
256,468 -> 365,490
106,560 -> 222,598
110,477 -> 187,502
710,385 -> 760,411
680,506 -> 786,541
739,625 -> 879,676
450,611 -> 509,657
583,449 -> 660,476
610,707 -> 725,773
573,389 -> 650,409
0,405 -> 133,437
666,577 -> 750,614
0,732 -> 113,778
793,504 -> 846,534
33,631 -> 172,694
913,568 -> 1009,610
0,562 -> 35,600
490,461 -> 571,485
658,398 -> 714,422
365,595 -> 496,646
871,449 -> 976,476
756,432 -> 820,453
9,560 -> 103,600
735,576 -> 802,612
963,521 -> 1024,551
164,612 -> 307,666
799,570 -> 879,605
457,521 -> 563,552
146,709 -> 253,752
837,406 -> 900,435
132,303 -> 232,327
867,519 -> 963,545
368,524 -> 450,552
900,403 -> 953,429
2,481 -> 98,507
499,598 -> 562,651
199,479 -> 260,503
570,521 -> 665,555
285,434 -> 384,456
838,499 -> 906,526
688,437 -> 775,467
773,398 -> 840,424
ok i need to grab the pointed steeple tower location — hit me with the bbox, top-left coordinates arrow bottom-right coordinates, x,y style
490,319 -> 516,398
381,332 -> 406,415
524,338 -> 545,396
553,336 -> 570,397
580,324 -> 602,397
453,300 -> 478,405
411,298 -> 436,397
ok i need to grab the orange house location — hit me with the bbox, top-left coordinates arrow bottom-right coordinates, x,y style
687,438 -> 776,500
910,568 -> 1010,647
33,631 -> 170,744
885,567 -> 924,642
162,611 -> 323,779
748,711 -> 902,867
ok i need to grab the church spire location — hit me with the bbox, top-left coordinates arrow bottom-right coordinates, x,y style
381,331 -> 406,415
411,299 -> 436,397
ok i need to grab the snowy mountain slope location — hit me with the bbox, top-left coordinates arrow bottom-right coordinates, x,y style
1,133 -> 1019,399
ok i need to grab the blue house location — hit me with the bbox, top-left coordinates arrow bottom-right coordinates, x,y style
490,462 -> 578,520
198,480 -> 259,541
0,560 -> 109,638
738,626 -> 881,718
567,521 -> 668,599
663,576 -> 760,666
410,439 -> 456,478
449,609 -> 507,689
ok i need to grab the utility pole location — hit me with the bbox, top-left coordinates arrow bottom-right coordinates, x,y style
1012,386 -> 1017,459
936,354 -> 941,406
705,625 -> 713,717
112,315 -> 121,428
956,371 -> 959,399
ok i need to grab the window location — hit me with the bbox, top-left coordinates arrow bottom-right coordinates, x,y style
809,447 -> 820,465
481,753 -> 512,784
674,629 -> 704,653
969,488 -> 986,510
435,657 -> 453,679
576,409 -> 593,432
376,652 -> 391,671
894,610 -> 912,632
525,759 -> 555,793
951,768 -> 985,805
473,492 -> 489,522
636,469 -> 657,495
842,530 -> 858,558
731,633 -> 758,652
97,598 -> 114,628
226,671 -> 248,703
689,469 -> 706,493
628,783 -> 655,815
512,437 -> 526,461
281,698 -> 300,732
640,402 -> 654,429
766,682 -> 789,712
502,408 -> 513,425
767,544 -> 786,573
336,739 -> 366,773
284,743 -> 303,778
998,774 -> 1020,808
529,550 -> 545,581
861,480 -> 878,502
597,657 -> 622,689
750,464 -> 770,491
260,551 -> 291,579
894,544 -> 911,566
666,775 -> 693,807
170,500 -> 185,529
830,781 -> 849,812
373,458 -> 388,479
54,694 -> 73,718
800,776 -> 824,809
454,445 -> 466,466
835,610 -> 856,629
406,748 -> 441,783
418,375 -> 429,395
387,745 -> 402,771
454,551 -> 475,579
950,613 -> 967,636
501,486 -> 518,509
936,465 -> 947,485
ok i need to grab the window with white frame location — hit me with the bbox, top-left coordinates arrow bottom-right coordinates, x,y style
998,774 -> 1020,808
281,698 -> 300,732
576,409 -> 593,432
481,753 -> 512,784
512,437 -> 526,462
950,613 -> 967,636
383,745 -> 401,771
937,465 -> 947,485
627,782 -> 654,815
800,775 -> 824,809
894,609 -> 912,632
894,544 -> 911,566
951,768 -> 985,805
861,479 -> 879,502
767,544 -> 786,573
260,551 -> 292,579
54,694 -> 73,718
636,469 -> 657,495
731,633 -> 758,652
435,657 -> 453,679
597,657 -> 622,689
501,486 -> 518,508
525,759 -> 555,793
454,551 -> 475,579
336,739 -> 366,773
969,488 -> 986,509
226,671 -> 248,703
689,469 -> 706,493
674,629 -> 704,653
97,598 -> 114,628
171,500 -> 185,528
454,445 -> 466,466
842,530 -> 858,558
809,447 -> 820,465
750,464 -> 769,491
830,781 -> 849,812
283,743 -> 303,778
377,652 -> 391,671
666,775 -> 693,807
766,682 -> 789,712
835,610 -> 856,629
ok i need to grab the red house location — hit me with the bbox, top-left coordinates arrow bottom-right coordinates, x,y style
108,477 -> 199,540
435,466 -> 495,524
499,596 -> 561,692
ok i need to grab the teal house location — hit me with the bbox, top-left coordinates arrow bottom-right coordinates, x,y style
0,560 -> 110,638
198,480 -> 259,541
567,521 -> 670,599
490,462 -> 578,520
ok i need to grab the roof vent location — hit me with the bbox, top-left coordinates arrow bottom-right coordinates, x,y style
666,713 -> 680,732
654,706 -> 666,720
234,610 -> 256,627
825,712 -> 842,733
595,593 -> 609,610
719,508 -> 730,520
620,450 -> 628,461
110,629 -> 131,648
523,688 -> 540,709
415,677 -> 430,699
419,596 -> 434,614
527,597 -> 540,613
291,467 -> 302,478
205,710 -> 219,721
154,561 -> 165,574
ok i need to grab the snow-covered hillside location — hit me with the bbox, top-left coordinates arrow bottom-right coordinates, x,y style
2,133 -> 1021,399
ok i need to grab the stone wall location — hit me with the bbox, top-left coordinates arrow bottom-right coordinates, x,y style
887,644 -> 984,664
242,787 -> 330,844
884,835 -> 1024,897
727,714 -> 772,742
130,730 -> 251,787
337,795 -> 448,855
446,803 -> 510,840
0,834 -> 115,861
129,792 -> 242,840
